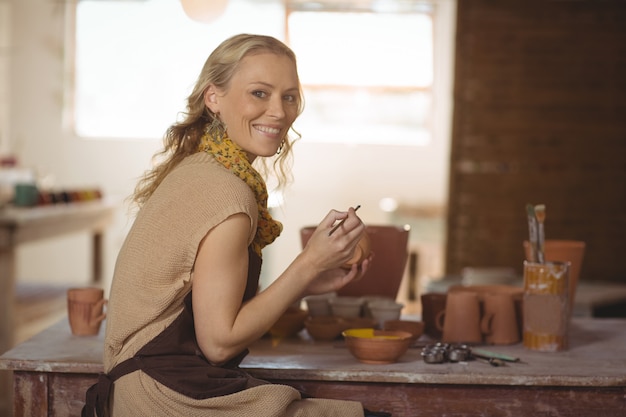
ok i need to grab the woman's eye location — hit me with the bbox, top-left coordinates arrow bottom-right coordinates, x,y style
252,90 -> 266,98
283,95 -> 297,103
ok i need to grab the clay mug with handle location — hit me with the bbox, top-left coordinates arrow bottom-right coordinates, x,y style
436,291 -> 482,344
67,287 -> 107,336
420,292 -> 447,339
480,292 -> 519,345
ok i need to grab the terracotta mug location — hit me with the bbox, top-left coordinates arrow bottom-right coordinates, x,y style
436,291 -> 482,343
480,292 -> 519,345
420,293 -> 447,338
67,287 -> 107,336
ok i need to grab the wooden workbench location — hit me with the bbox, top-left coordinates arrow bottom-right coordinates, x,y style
1,317 -> 625,416
0,200 -> 116,415
0,200 -> 115,353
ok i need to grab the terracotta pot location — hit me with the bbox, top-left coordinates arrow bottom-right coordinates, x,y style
305,316 -> 349,341
342,328 -> 412,364
342,232 -> 371,269
301,225 -> 410,300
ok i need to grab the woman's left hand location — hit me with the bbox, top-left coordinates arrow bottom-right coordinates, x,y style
304,253 -> 372,296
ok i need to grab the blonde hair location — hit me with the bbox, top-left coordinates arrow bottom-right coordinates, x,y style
131,34 -> 304,208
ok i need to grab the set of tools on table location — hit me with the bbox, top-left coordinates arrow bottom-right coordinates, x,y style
419,343 -> 522,367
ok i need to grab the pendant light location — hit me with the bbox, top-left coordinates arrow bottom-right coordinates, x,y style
180,0 -> 229,23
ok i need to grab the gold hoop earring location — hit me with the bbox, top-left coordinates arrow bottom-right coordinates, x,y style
205,111 -> 226,142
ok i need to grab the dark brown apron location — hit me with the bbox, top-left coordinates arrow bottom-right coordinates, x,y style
82,248 -> 268,417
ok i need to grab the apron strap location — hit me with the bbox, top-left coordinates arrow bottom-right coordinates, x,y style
82,357 -> 141,417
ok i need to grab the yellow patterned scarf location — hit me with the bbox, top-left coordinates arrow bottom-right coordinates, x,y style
198,132 -> 282,257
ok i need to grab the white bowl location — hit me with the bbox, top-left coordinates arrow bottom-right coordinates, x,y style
367,300 -> 404,326
329,296 -> 364,318
362,296 -> 395,317
304,292 -> 336,317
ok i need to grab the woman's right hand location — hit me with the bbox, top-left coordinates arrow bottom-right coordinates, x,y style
303,256 -> 371,296
298,207 -> 368,293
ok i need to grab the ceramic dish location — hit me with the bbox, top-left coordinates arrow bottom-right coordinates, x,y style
342,328 -> 412,364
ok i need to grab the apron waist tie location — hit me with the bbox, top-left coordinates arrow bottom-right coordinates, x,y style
82,357 -> 141,417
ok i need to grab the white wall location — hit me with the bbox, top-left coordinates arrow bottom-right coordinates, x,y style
5,0 -> 455,294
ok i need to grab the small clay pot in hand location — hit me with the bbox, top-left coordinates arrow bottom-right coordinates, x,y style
342,232 -> 371,269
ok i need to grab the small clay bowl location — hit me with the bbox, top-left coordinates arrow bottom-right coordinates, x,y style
269,307 -> 308,338
383,320 -> 425,343
343,316 -> 377,329
329,296 -> 365,319
367,300 -> 404,326
304,293 -> 336,317
342,232 -> 371,269
305,316 -> 349,341
342,328 -> 412,364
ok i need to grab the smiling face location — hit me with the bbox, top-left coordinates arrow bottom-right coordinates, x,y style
204,52 -> 301,162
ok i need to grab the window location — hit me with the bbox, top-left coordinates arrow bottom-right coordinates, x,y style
287,1 -> 434,145
72,0 -> 284,139
71,0 -> 444,146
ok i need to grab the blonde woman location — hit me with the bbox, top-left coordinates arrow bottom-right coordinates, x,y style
83,34 -> 387,417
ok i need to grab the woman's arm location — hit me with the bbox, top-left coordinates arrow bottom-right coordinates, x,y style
192,208 -> 368,365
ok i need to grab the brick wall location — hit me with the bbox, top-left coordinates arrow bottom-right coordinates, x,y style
446,0 -> 626,282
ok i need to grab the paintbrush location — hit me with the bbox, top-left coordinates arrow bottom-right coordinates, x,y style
328,205 -> 361,236
534,204 -> 546,264
526,204 -> 538,262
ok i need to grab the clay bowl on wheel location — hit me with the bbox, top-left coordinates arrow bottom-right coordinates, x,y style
342,328 -> 412,364
269,307 -> 308,338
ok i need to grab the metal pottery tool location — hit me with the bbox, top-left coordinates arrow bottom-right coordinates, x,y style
471,348 -> 520,363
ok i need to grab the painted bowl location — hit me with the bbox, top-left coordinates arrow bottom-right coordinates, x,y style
342,328 -> 412,364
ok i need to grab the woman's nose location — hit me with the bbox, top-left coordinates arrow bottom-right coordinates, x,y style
267,97 -> 286,119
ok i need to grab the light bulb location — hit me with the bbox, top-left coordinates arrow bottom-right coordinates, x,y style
180,0 -> 229,23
